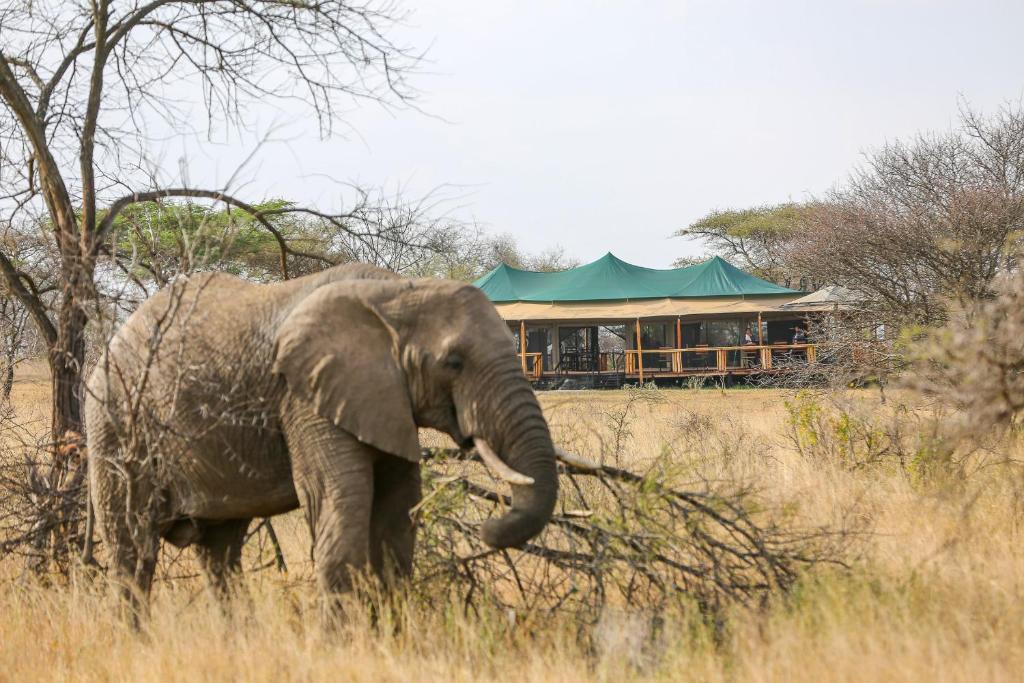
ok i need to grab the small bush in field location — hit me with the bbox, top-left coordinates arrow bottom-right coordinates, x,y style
783,391 -> 969,486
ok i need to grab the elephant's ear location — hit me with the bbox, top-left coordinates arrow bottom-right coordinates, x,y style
272,281 -> 421,462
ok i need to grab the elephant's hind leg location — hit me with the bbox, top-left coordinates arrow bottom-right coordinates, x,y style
194,518 -> 251,601
89,448 -> 162,620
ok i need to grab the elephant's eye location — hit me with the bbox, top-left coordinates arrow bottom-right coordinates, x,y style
443,351 -> 464,372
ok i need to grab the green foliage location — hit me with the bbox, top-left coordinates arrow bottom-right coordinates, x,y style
682,204 -> 807,241
99,198 -> 583,286
786,391 -> 825,451
675,203 -> 815,285
104,199 -> 330,282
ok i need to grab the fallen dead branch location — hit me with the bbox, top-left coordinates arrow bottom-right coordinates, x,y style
413,447 -> 853,621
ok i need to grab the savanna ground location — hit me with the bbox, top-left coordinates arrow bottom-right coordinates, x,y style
2,362 -> 1023,682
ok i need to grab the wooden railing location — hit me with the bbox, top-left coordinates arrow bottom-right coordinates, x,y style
623,344 -> 817,374
521,345 -> 817,380
521,352 -> 544,379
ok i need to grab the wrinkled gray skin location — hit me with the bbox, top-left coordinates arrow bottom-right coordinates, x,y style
85,264 -> 557,607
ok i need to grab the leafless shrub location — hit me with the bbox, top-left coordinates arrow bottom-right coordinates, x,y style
787,104 -> 1024,330
0,415 -> 89,577
599,385 -> 666,465
0,296 -> 28,403
0,223 -> 57,402
743,308 -> 905,394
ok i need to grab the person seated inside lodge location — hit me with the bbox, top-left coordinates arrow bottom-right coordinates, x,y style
792,326 -> 808,344
743,327 -> 756,345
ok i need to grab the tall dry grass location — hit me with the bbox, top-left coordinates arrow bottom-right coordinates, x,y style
2,363 -> 1023,681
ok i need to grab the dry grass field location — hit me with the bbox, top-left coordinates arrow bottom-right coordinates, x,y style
2,362 -> 1023,682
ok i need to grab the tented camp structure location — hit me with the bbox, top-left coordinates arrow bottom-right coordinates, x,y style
473,253 -> 824,386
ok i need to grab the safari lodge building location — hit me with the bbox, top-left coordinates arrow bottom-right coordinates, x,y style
473,253 -> 823,388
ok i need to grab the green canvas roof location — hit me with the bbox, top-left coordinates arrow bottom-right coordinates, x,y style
473,253 -> 800,303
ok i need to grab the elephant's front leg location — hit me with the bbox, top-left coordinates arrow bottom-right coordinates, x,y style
370,455 -> 421,584
284,408 -> 376,598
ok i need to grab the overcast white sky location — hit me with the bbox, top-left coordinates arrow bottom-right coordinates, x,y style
167,0 -> 1024,268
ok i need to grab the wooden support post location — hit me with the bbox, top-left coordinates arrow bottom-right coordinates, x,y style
519,320 -> 526,374
551,325 -> 560,372
756,311 -> 766,371
716,349 -> 727,371
675,317 -> 683,372
807,345 -> 817,363
635,318 -> 644,385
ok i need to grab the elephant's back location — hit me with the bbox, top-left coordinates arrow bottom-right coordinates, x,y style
125,272 -> 279,394
94,263 -> 404,403
111,263 -> 401,356
111,272 -> 272,362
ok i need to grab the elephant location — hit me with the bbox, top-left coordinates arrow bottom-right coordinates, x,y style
85,263 -> 572,609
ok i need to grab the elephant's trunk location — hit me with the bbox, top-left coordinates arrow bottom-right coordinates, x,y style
462,361 -> 558,549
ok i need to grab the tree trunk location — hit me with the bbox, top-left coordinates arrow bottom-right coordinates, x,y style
1,355 -> 12,403
26,290 -> 89,576
50,292 -> 87,442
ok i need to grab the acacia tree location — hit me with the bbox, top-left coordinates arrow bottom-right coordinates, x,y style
104,194 -> 480,290
106,199 -> 340,291
0,1 -> 419,443
674,204 -> 817,288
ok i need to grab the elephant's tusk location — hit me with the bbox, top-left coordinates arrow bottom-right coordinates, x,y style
555,447 -> 601,471
473,438 -> 535,486
559,509 -> 594,518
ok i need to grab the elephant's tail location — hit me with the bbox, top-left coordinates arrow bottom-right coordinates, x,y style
81,485 -> 96,567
